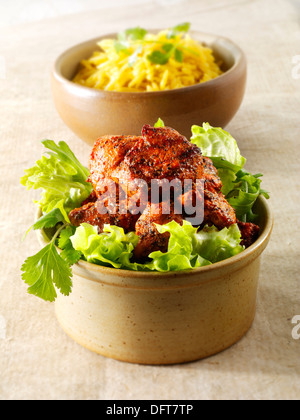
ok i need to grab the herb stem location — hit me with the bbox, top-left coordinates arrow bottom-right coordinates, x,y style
52,223 -> 70,243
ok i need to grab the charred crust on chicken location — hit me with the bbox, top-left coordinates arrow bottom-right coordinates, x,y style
69,125 -> 260,261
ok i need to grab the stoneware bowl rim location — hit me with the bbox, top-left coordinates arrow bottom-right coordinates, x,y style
53,29 -> 246,98
36,195 -> 273,288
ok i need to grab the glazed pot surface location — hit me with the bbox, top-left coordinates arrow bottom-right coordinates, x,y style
38,196 -> 273,364
51,31 -> 247,143
55,257 -> 261,364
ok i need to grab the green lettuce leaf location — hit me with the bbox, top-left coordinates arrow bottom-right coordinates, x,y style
70,224 -> 140,269
70,220 -> 244,272
191,123 -> 246,172
191,123 -> 269,222
21,124 -> 269,303
148,220 -> 211,272
226,170 -> 270,222
217,168 -> 237,196
154,118 -> 165,128
193,224 -> 244,263
21,140 -> 93,222
149,221 -> 243,271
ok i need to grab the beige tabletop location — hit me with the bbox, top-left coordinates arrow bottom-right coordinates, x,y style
0,0 -> 299,400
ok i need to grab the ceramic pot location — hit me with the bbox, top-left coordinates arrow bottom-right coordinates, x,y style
51,31 -> 247,144
37,196 -> 273,365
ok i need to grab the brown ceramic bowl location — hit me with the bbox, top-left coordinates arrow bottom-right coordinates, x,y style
37,196 -> 272,365
51,31 -> 247,145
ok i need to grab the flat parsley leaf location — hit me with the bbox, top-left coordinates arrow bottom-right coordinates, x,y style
114,26 -> 147,56
124,27 -> 147,41
167,22 -> 191,39
113,23 -> 192,66
33,208 -> 65,231
174,48 -> 184,63
21,241 -> 73,302
147,23 -> 191,65
114,39 -> 130,54
22,220 -> 82,302
58,226 -> 82,266
147,50 -> 170,65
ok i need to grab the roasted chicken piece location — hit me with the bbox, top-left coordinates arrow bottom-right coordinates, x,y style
89,126 -> 222,193
134,201 -> 184,260
70,124 -> 256,260
88,124 -> 234,222
69,201 -> 139,233
81,190 -> 97,206
69,187 -> 140,233
89,135 -> 141,197
204,189 -> 237,229
119,125 -> 206,187
238,221 -> 260,248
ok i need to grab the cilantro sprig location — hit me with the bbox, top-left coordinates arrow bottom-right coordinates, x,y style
114,26 -> 148,52
21,210 -> 81,302
167,22 -> 191,39
113,23 -> 192,66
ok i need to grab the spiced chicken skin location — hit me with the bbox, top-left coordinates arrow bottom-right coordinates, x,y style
134,201 -> 184,260
69,125 -> 257,260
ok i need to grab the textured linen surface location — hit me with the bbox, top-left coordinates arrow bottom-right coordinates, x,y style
0,0 -> 299,400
